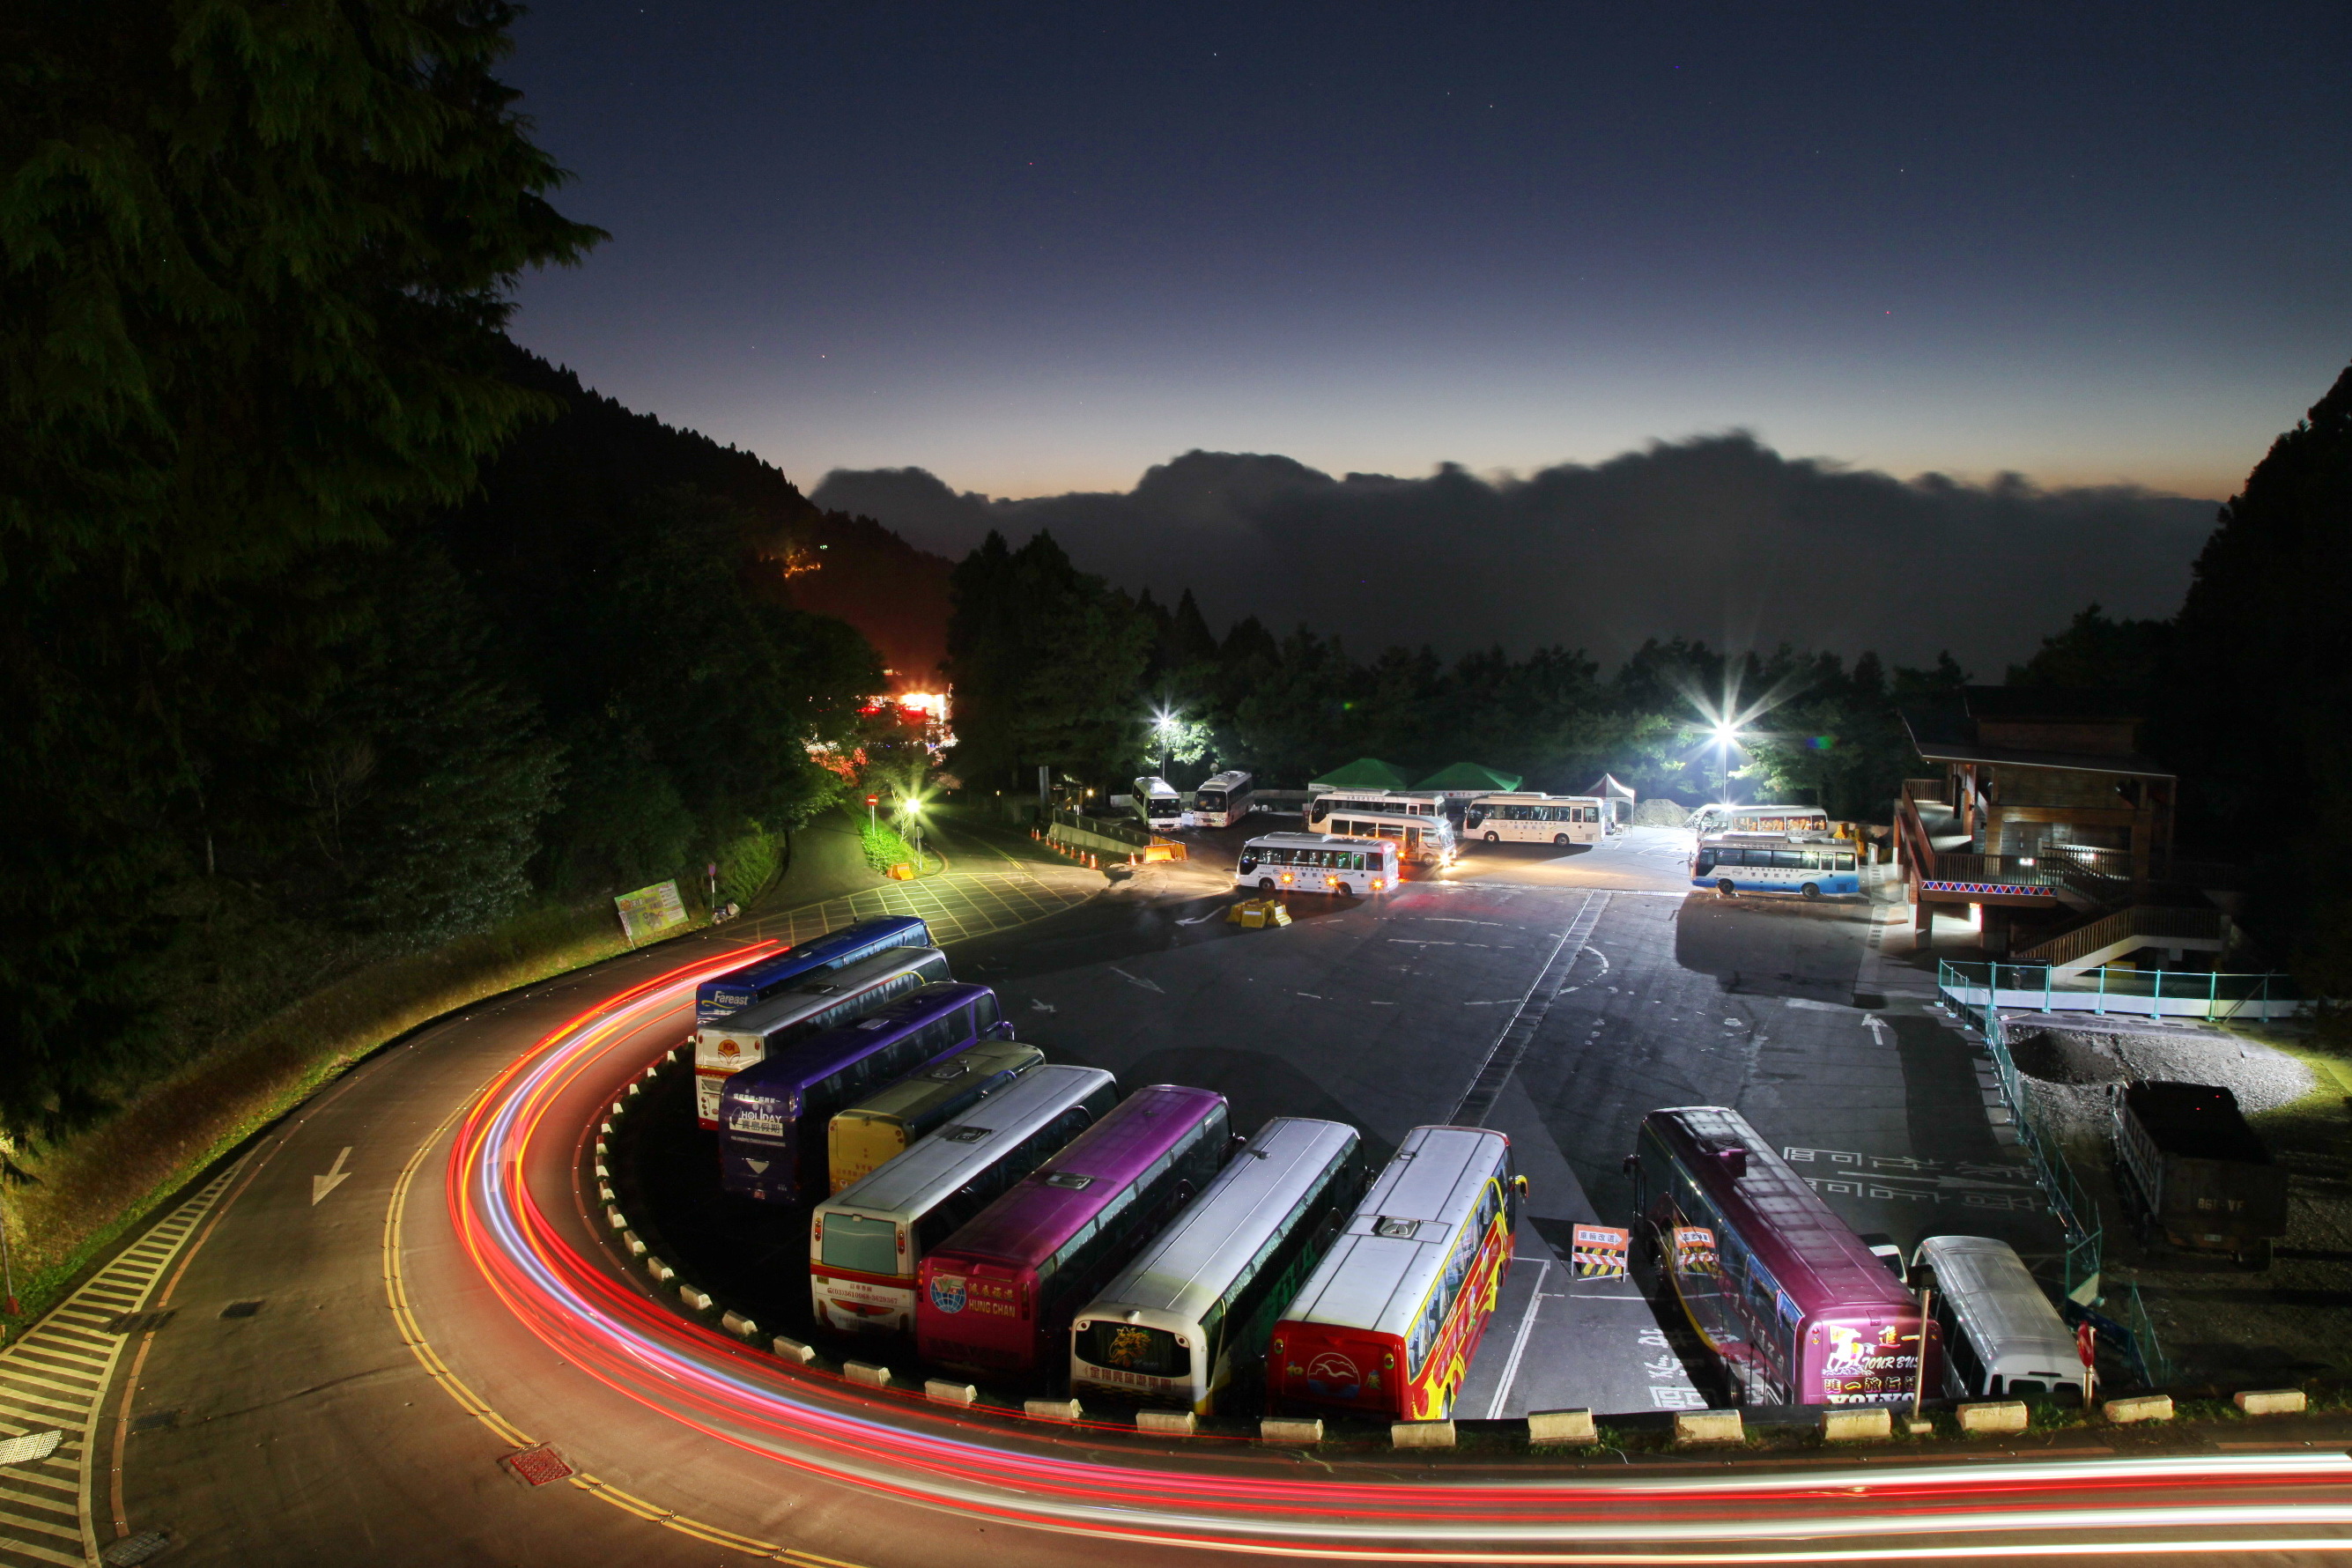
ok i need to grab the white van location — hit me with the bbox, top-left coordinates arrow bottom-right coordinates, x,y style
1236,832 -> 1398,896
1912,1235 -> 2087,1402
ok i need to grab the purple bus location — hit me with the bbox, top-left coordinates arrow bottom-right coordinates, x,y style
916,1085 -> 1231,1379
694,916 -> 932,1024
1626,1106 -> 1937,1408
719,982 -> 1010,1205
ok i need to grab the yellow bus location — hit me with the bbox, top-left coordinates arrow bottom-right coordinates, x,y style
825,1036 -> 1044,1194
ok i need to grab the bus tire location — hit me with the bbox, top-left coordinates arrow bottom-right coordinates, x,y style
1801,882 -> 1821,900
1483,832 -> 1499,843
1717,879 -> 1736,896
1554,833 -> 1570,847
1258,877 -> 1276,892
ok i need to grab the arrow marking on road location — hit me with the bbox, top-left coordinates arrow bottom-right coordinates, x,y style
313,1146 -> 354,1206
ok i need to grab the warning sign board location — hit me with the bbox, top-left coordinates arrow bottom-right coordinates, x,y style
1572,1224 -> 1629,1276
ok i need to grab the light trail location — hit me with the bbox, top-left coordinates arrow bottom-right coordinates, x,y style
434,956 -> 2352,1560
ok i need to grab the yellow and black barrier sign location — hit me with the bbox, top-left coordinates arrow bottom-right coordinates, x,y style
1572,1224 -> 1629,1277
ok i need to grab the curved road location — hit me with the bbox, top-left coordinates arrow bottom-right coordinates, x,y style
63,832 -> 2352,1565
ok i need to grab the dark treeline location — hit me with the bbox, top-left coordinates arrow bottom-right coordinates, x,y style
0,9 -> 890,1143
946,528 -> 1972,818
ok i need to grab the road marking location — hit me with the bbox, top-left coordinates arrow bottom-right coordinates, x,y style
0,1162 -> 240,1568
1483,1260 -> 1550,1417
312,1146 -> 355,1206
1452,892 -> 1612,1127
1107,967 -> 1164,994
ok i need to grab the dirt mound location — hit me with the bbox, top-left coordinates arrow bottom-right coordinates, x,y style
1631,798 -> 1689,827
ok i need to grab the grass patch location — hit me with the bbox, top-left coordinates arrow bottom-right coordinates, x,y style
0,896 -> 697,1339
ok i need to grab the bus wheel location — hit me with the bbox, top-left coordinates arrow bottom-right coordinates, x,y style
1259,877 -> 1276,892
1483,832 -> 1499,843
1554,833 -> 1570,847
1801,882 -> 1822,900
1717,879 -> 1736,896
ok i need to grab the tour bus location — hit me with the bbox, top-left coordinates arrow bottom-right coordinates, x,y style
719,981 -> 1011,1203
692,945 -> 951,1128
810,1065 -> 1119,1336
1625,1106 -> 1935,1407
1131,776 -> 1186,831
1071,1117 -> 1364,1413
1317,808 -> 1457,868
1192,771 -> 1254,828
1269,1126 -> 1520,1422
1309,789 -> 1443,824
828,1038 -> 1046,1194
1692,832 -> 1861,900
1461,793 -> 1605,847
916,1085 -> 1233,1379
1235,832 -> 1399,897
1688,803 -> 1834,838
693,916 -> 933,1025
1911,1235 -> 2085,1402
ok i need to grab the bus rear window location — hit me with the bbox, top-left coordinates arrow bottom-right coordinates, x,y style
821,1214 -> 899,1275
1076,1320 -> 1184,1376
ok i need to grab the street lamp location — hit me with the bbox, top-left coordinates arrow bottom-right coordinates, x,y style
1711,722 -> 1742,808
1151,707 -> 1180,778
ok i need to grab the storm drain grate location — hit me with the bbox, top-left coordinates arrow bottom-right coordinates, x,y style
501,1443 -> 574,1487
103,1310 -> 175,1335
218,1299 -> 263,1320
130,1409 -> 181,1434
102,1531 -> 172,1566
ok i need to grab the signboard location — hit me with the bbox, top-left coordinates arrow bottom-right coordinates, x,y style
615,879 -> 689,945
1571,1224 -> 1629,1277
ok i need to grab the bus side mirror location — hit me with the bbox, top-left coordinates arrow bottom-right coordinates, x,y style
1513,1174 -> 1529,1197
1621,1155 -> 1638,1177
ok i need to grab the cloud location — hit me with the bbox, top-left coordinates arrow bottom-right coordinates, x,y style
811,435 -> 2218,671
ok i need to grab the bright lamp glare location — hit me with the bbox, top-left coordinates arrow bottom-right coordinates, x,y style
1712,723 -> 1739,744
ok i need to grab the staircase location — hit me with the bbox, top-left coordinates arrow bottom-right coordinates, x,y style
2015,904 -> 2231,980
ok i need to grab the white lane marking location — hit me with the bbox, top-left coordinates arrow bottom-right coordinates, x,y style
311,1146 -> 354,1206
1865,1015 -> 1893,1046
1484,1259 -> 1551,1417
1108,967 -> 1164,995
1028,998 -> 1057,1013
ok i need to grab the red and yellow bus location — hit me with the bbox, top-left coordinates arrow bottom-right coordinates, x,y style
1268,1126 -> 1520,1421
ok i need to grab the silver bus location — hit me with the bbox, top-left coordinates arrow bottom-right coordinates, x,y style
1192,771 -> 1254,828
1070,1117 -> 1364,1413
1235,832 -> 1399,896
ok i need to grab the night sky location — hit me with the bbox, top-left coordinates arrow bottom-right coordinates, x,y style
503,4 -> 2352,662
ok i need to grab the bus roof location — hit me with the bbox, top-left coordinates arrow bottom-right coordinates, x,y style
704,917 -> 928,995
818,1065 -> 1117,1222
1643,1106 -> 1912,1319
698,947 -> 947,1046
725,982 -> 994,1103
1468,792 -> 1600,803
1913,1236 -> 2076,1365
1083,1118 -> 1358,1323
1700,831 -> 1843,846
833,1039 -> 1042,1128
1280,1126 -> 1506,1337
928,1085 -> 1229,1270
1199,771 -> 1252,789
1134,776 -> 1180,798
1245,832 -> 1396,849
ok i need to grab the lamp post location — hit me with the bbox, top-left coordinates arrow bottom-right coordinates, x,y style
1712,722 -> 1741,808
1152,709 -> 1178,779
903,795 -> 924,870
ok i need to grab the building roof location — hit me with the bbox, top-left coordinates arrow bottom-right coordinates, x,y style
1307,757 -> 1414,791
1962,685 -> 2144,722
1900,705 -> 2174,779
1414,761 -> 1524,793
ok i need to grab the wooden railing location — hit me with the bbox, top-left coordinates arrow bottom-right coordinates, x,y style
2016,904 -> 2230,970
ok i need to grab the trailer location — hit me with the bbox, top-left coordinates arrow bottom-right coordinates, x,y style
2109,1080 -> 2287,1268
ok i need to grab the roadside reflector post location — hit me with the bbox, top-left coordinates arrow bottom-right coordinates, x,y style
1259,1416 -> 1322,1445
771,1335 -> 817,1365
2103,1394 -> 2173,1424
1956,1400 -> 2028,1434
1024,1398 -> 1083,1423
844,1362 -> 892,1389
2235,1388 -> 2307,1416
677,1285 -> 714,1313
1135,1409 -> 1195,1437
1822,1407 -> 1891,1443
721,1310 -> 759,1340
1392,1419 -> 1455,1449
1673,1409 -> 1743,1446
925,1379 -> 977,1406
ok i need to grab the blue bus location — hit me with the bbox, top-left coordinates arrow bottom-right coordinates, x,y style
1691,832 -> 1861,900
695,916 -> 933,1024
720,982 -> 1013,1204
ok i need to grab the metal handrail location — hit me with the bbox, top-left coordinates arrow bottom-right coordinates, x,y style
1949,981 -> 2105,1304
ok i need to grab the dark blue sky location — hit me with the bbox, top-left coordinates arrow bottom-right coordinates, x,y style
506,2 -> 2351,503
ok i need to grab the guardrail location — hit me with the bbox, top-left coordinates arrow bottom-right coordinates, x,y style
1948,984 -> 2106,1305
2015,905 -> 2230,972
1939,960 -> 2304,1021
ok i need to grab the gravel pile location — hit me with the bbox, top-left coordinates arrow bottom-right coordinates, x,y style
1631,798 -> 1690,827
2001,1015 -> 2317,1155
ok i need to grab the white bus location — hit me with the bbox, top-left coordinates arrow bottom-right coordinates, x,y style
1191,771 -> 1254,828
1235,832 -> 1398,896
692,945 -> 951,1128
1308,789 -> 1442,823
1691,832 -> 1861,900
1461,793 -> 1604,847
1319,810 -> 1455,867
1071,1117 -> 1364,1413
1912,1236 -> 2086,1402
808,1064 -> 1120,1335
1131,775 -> 1185,831
1689,802 -> 1833,837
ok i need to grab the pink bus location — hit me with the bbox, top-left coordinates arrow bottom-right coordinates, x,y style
916,1084 -> 1231,1379
1627,1106 -> 1938,1408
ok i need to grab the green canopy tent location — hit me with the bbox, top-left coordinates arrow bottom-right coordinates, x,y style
1414,762 -> 1524,795
1306,758 -> 1414,792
